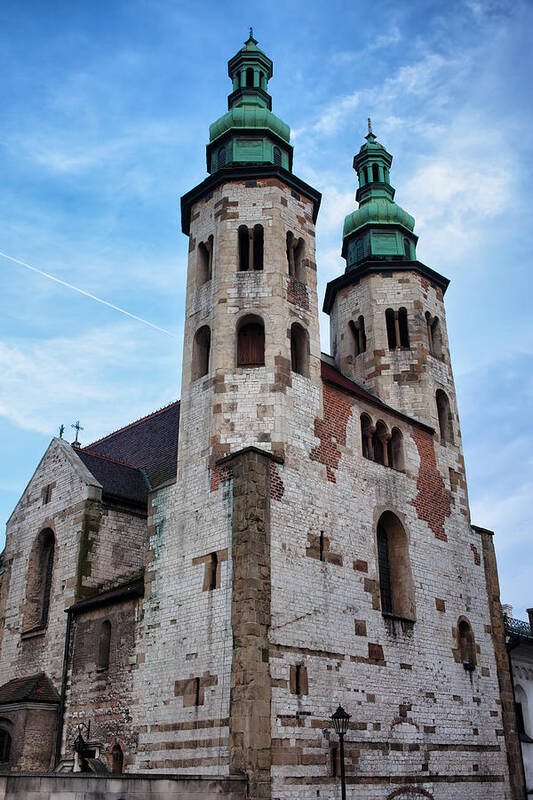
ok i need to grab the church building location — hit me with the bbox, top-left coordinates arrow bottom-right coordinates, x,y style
0,34 -> 525,800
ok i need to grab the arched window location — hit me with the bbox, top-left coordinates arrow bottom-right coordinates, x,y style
389,428 -> 404,471
372,420 -> 388,466
24,528 -> 55,631
0,722 -> 12,764
253,224 -> 264,270
404,238 -> 411,258
97,620 -> 112,671
218,146 -> 226,168
398,307 -> 410,348
457,618 -> 476,669
376,511 -> 415,620
197,237 -> 212,286
372,163 -> 379,182
349,316 -> 366,356
290,323 -> 309,377
385,308 -> 396,349
246,67 -> 254,87
436,389 -> 454,444
192,326 -> 211,380
360,414 -> 373,460
237,315 -> 265,367
238,225 -> 250,271
286,232 -> 305,280
273,146 -> 282,166
111,743 -> 124,774
426,312 -> 443,359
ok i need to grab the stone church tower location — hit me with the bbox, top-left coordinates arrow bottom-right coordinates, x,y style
0,34 -> 525,800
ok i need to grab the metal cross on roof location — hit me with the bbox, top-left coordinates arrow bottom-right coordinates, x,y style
71,420 -> 84,444
58,424 -> 64,439
368,117 -> 372,135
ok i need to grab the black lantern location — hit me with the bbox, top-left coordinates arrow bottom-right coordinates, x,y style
331,705 -> 350,800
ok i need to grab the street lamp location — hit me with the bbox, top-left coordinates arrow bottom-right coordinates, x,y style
331,705 -> 350,800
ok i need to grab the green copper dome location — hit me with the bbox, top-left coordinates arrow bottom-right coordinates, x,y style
206,32 -> 293,174
342,125 -> 418,269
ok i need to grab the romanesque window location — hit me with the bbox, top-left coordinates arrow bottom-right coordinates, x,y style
111,743 -> 124,774
286,232 -> 305,281
238,225 -> 263,271
290,664 -> 308,695
360,414 -> 373,459
372,163 -> 379,182
218,146 -> 226,167
0,723 -> 11,764
457,618 -> 476,669
237,315 -> 265,367
389,428 -> 404,471
197,236 -> 213,286
436,389 -> 454,444
386,308 -> 410,349
97,620 -> 111,671
24,528 -> 55,631
349,316 -> 366,356
426,312 -> 443,359
372,420 -> 388,465
273,146 -> 281,166
192,325 -> 211,380
290,322 -> 309,377
361,416 -> 404,470
376,511 -> 415,620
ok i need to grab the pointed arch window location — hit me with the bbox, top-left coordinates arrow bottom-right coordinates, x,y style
376,511 -> 415,620
237,315 -> 265,367
24,528 -> 55,631
192,326 -> 211,380
290,323 -> 309,377
360,414 -> 373,460
97,620 -> 112,671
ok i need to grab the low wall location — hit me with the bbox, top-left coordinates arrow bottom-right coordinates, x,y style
0,772 -> 247,799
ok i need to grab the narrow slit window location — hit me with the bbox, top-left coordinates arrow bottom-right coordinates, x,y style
253,224 -> 264,270
290,323 -> 309,377
436,389 -> 454,444
385,308 -> 396,349
398,307 -> 410,348
192,326 -> 211,380
111,744 -> 124,774
458,618 -> 476,669
194,677 -> 201,706
372,163 -> 379,182
238,225 -> 250,271
377,523 -> 393,615
0,729 -> 11,764
273,146 -> 281,166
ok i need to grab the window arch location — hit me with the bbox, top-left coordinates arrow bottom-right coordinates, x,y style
360,414 -> 373,460
349,316 -> 366,356
245,67 -> 254,87
385,308 -> 396,349
197,236 -> 213,286
290,323 -> 309,377
372,420 -> 388,466
192,326 -> 211,380
111,743 -> 124,774
237,315 -> 265,367
436,389 -> 454,444
253,224 -> 264,270
376,511 -> 415,620
515,684 -> 530,739
24,528 -> 55,631
426,312 -> 443,359
389,428 -> 404,471
372,163 -> 379,182
386,308 -> 410,349
0,721 -> 12,764
218,146 -> 226,168
238,225 -> 263,271
457,617 -> 476,669
97,620 -> 112,671
238,225 -> 250,271
273,146 -> 281,166
286,232 -> 305,281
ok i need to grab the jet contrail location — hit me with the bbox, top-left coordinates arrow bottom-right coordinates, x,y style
0,250 -> 179,339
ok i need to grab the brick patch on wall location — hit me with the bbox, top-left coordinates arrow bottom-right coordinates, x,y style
411,429 -> 451,540
310,383 -> 352,482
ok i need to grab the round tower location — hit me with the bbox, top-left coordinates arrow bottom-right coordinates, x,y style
324,125 -> 461,445
178,34 -> 322,471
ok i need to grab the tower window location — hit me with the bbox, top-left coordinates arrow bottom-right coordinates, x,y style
386,308 -> 410,350
457,618 -> 476,669
426,312 -> 443,359
349,315 -> 366,356
273,146 -> 281,166
385,308 -> 396,349
238,225 -> 250,271
398,307 -> 410,347
0,725 -> 11,764
372,163 -> 379,182
246,67 -> 254,87
192,325 -> 211,380
286,232 -> 305,281
238,225 -> 263,271
356,238 -> 364,261
206,552 -> 218,591
372,420 -> 388,466
197,236 -> 213,286
111,743 -> 124,774
253,224 -> 264,270
218,146 -> 226,167
436,389 -> 454,444
97,620 -> 112,671
237,315 -> 265,367
290,322 -> 309,377
404,238 -> 411,258
376,511 -> 415,620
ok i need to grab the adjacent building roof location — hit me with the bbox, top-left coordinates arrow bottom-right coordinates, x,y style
77,450 -> 150,507
0,673 -> 59,705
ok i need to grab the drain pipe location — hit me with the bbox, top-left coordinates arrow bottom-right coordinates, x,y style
54,608 -> 73,767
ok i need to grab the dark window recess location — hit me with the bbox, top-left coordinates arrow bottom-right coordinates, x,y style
372,163 -> 379,181
97,620 -> 112,670
41,536 -> 55,626
245,180 -> 257,187
238,226 -> 249,271
291,191 -> 301,201
319,532 -> 325,562
385,308 -> 396,349
516,703 -> 526,736
246,67 -> 254,87
111,744 -> 123,774
194,677 -> 201,706
207,552 -> 218,591
273,146 -> 282,166
237,321 -> 265,367
458,619 -> 476,668
349,316 -> 366,356
290,323 -> 309,377
0,730 -> 11,763
377,523 -> 393,615
253,224 -> 264,270
218,147 -> 226,167
398,307 -> 410,347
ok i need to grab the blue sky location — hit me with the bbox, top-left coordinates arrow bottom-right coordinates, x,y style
1,0 -> 531,617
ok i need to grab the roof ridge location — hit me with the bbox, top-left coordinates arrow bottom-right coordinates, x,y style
83,399 -> 180,450
81,449 -> 143,471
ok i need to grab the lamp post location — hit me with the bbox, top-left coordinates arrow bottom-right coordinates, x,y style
331,705 -> 350,800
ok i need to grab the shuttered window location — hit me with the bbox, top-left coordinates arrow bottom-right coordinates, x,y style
237,322 -> 264,367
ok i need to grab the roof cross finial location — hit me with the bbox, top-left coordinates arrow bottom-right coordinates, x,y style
58,424 -> 64,440
71,420 -> 84,445
368,117 -> 372,135
250,26 -> 253,40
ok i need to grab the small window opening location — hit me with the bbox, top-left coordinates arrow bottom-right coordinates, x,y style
273,146 -> 281,166
194,677 -> 201,706
192,326 -> 211,381
111,743 -> 123,774
238,225 -> 249,271
404,238 -> 411,259
286,232 -> 305,281
197,237 -> 213,286
349,316 -> 366,356
0,728 -> 11,764
360,414 -> 373,460
319,532 -> 325,562
436,389 -> 454,444
218,146 -> 226,168
40,531 -> 55,627
207,552 -> 218,591
372,421 -> 388,466
377,523 -> 393,615
385,308 -> 396,349
253,224 -> 264,270
372,163 -> 379,182
458,618 -> 476,669
237,315 -> 265,367
356,238 -> 364,261
43,484 -> 52,504
97,620 -> 112,671
377,511 -> 415,620
246,67 -> 254,87
398,307 -> 410,347
426,312 -> 443,359
290,663 -> 308,695
290,322 -> 309,377
389,428 -> 404,471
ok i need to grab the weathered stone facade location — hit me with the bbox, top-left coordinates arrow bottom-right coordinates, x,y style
0,33 -> 524,800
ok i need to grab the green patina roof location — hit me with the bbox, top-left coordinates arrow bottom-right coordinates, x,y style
209,105 -> 290,144
343,197 -> 415,238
